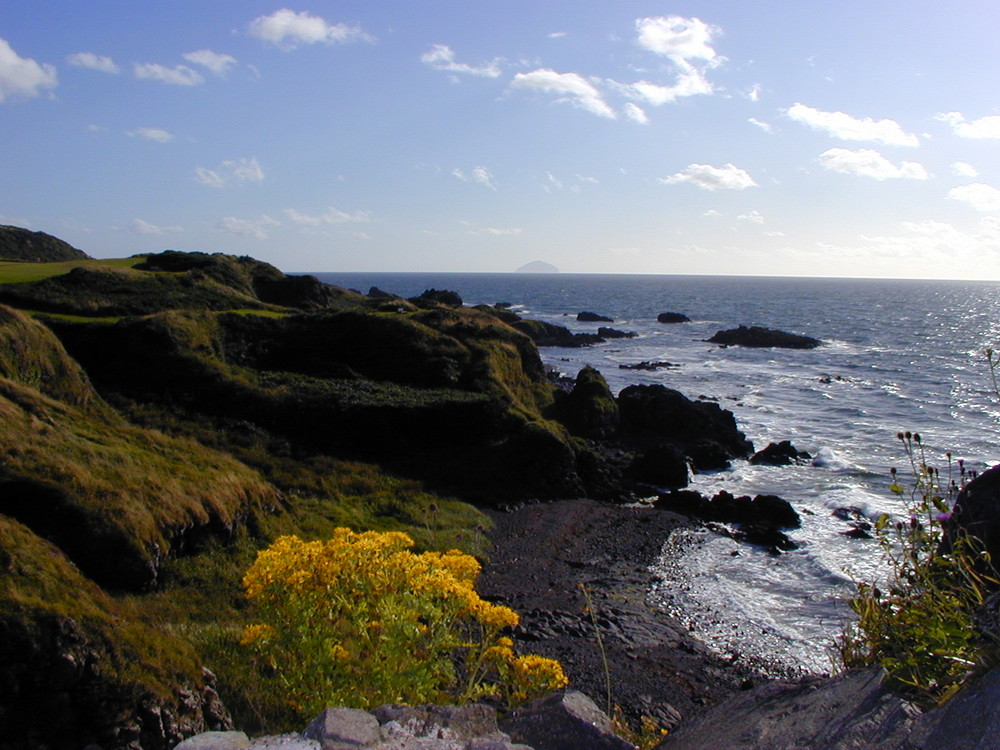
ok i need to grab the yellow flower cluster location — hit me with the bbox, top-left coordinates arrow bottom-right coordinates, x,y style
240,528 -> 565,716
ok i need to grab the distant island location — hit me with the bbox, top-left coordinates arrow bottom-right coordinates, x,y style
516,260 -> 559,273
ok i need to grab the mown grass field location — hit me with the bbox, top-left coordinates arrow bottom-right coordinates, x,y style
0,256 -> 145,284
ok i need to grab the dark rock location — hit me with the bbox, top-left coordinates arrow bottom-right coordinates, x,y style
413,288 -> 463,307
707,325 -> 821,349
367,286 -> 398,299
577,311 -> 614,322
500,690 -> 635,750
474,304 -> 521,324
750,440 -> 813,466
512,319 -> 604,347
906,663 -> 1000,749
559,366 -> 620,440
974,590 -> 1000,642
630,444 -> 689,489
617,384 -> 754,460
0,225 -> 90,262
618,361 -> 678,371
686,440 -> 732,472
944,464 -> 1000,580
597,327 -> 637,339
653,668 -> 918,750
737,522 -> 798,552
657,312 -> 691,324
750,494 -> 801,529
842,527 -> 873,539
253,273 -> 339,310
832,506 -> 869,523
654,490 -> 710,517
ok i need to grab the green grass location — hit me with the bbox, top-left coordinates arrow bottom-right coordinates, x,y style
0,256 -> 144,284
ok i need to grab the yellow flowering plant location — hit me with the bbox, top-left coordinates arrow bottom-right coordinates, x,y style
241,529 -> 566,718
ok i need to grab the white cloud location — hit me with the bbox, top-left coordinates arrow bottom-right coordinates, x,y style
133,62 -> 204,86
615,70 -> 712,106
748,117 -> 772,133
818,148 -> 929,180
936,112 -> 1000,139
746,83 -> 762,102
420,44 -> 501,78
247,9 -> 371,50
660,163 -> 757,191
183,49 -> 237,77
548,32 -> 568,39
131,218 -> 181,235
480,227 -> 522,236
737,210 -> 764,224
195,157 -> 264,188
948,183 -> 1000,212
787,103 -> 919,146
635,16 -> 721,66
67,52 -> 119,74
0,38 -> 57,102
623,102 -> 649,124
128,127 -> 174,143
219,215 -> 280,239
509,68 -> 615,119
951,162 -> 979,177
284,207 -> 370,225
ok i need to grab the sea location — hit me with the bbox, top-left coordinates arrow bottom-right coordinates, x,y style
313,272 -> 1000,676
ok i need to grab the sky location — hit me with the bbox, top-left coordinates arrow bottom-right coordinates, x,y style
1,1 -> 999,279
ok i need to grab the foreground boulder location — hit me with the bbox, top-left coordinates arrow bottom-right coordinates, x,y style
945,464 -> 1000,576
707,326 -> 820,349
500,691 -> 635,750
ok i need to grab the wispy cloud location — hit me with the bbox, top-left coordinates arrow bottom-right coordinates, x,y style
660,163 -> 757,191
509,68 -> 615,119
787,103 -> 919,146
936,112 -> 1000,139
0,38 -> 57,102
195,157 -> 264,188
452,166 -> 498,190
951,162 -> 979,177
748,117 -> 773,133
284,207 -> 371,225
67,51 -> 119,74
131,218 -> 182,235
623,103 -> 649,124
818,148 -> 928,180
247,9 -> 372,50
948,183 -> 1000,212
127,127 -> 174,143
219,215 -> 280,239
182,49 -> 237,77
420,44 -> 502,78
737,210 -> 764,224
134,62 -> 203,86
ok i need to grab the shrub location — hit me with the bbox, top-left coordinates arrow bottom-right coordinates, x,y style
240,529 -> 566,719
838,432 -> 998,705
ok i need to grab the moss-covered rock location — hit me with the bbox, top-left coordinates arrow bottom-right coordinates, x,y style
558,366 -> 619,440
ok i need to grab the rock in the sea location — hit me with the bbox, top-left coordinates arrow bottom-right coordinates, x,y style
618,361 -> 678,372
707,325 -> 821,349
597,327 -> 637,339
617,384 -> 754,461
500,690 -> 635,750
577,311 -> 614,322
749,440 -> 812,466
512,319 -> 604,348
656,312 -> 690,324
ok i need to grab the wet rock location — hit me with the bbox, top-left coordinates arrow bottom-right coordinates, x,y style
630,444 -> 689,490
749,441 -> 813,466
618,361 -> 678,372
597,327 -> 637,339
686,440 -> 732,472
657,312 -> 690,324
707,326 -> 821,349
577,311 -> 614,322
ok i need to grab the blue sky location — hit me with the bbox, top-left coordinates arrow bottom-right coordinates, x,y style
1,1 -> 998,278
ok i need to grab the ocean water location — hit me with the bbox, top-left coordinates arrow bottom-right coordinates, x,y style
315,272 -> 1000,674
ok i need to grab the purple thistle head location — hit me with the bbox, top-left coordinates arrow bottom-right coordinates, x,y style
936,512 -> 952,523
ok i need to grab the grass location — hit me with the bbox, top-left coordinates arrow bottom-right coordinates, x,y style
0,256 -> 145,284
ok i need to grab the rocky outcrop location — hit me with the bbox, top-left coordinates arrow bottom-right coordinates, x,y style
750,440 -> 813,466
945,464 -> 1000,577
708,326 -> 820,349
413,289 -> 464,307
501,691 -> 635,750
597,327 -> 637,339
0,225 -> 89,261
656,312 -> 690,324
617,384 -> 754,461
629,444 -> 688,489
577,311 -> 613,322
558,366 -> 619,440
618,361 -> 678,371
654,490 -> 800,552
511,319 -> 603,347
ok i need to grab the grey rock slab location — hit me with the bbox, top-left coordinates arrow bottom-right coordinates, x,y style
500,690 -> 636,750
654,668 -> 919,750
304,708 -> 381,748
248,734 -> 320,749
174,731 -> 250,750
906,664 -> 1000,750
371,704 -> 500,741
